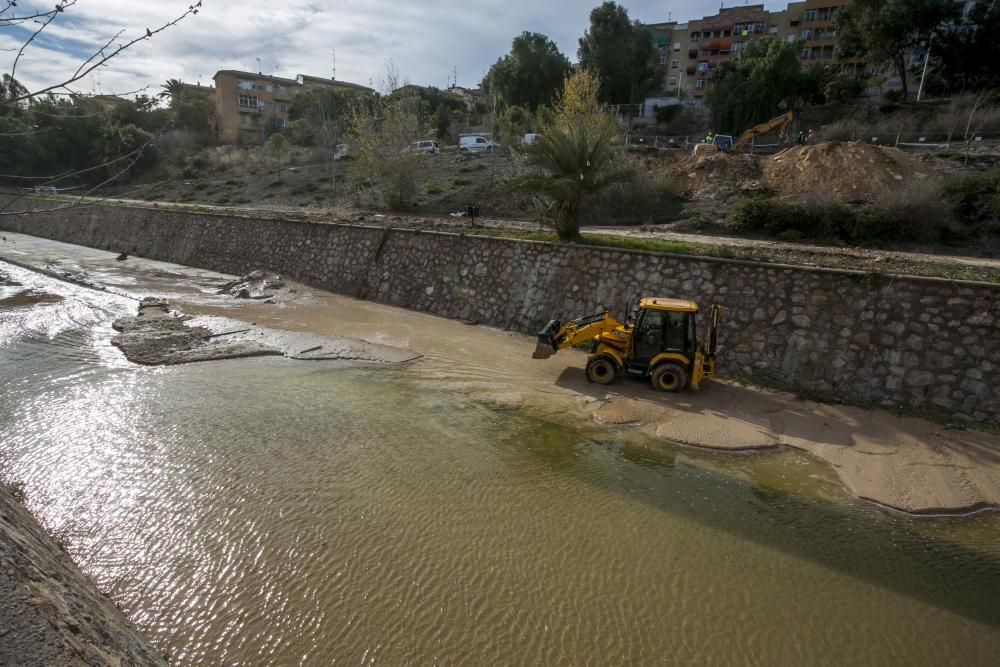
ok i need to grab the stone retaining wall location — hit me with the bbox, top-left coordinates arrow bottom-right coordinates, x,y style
2,199 -> 998,423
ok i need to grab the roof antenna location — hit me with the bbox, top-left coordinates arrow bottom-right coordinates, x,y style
331,49 -> 336,80
256,57 -> 262,74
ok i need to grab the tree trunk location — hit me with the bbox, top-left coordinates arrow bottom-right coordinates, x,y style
553,201 -> 583,242
896,52 -> 909,101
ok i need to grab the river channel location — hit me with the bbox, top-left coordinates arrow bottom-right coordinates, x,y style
2,243 -> 1000,665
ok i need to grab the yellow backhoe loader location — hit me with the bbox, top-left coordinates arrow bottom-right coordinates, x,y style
732,111 -> 795,151
533,298 -> 722,392
691,112 -> 795,156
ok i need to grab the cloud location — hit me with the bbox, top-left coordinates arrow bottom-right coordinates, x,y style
1,0 -> 791,97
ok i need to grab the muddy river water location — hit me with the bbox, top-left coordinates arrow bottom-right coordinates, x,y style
2,237 -> 1000,665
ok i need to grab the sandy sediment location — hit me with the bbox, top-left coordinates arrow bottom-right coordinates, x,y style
0,488 -> 167,666
111,298 -> 421,365
587,387 -> 1000,515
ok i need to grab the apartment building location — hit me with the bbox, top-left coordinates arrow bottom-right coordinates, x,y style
641,0 -> 900,99
212,70 -> 372,144
644,5 -> 800,99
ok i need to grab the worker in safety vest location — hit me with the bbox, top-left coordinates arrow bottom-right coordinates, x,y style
704,131 -> 714,144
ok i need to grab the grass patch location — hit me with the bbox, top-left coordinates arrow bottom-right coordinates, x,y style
224,179 -> 243,186
426,180 -> 444,195
458,163 -> 486,173
448,226 -> 1000,283
452,177 -> 474,187
268,180 -> 285,188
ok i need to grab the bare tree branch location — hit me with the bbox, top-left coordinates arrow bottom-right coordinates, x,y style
2,1 -> 202,107
10,1 -> 78,81
0,0 -> 78,26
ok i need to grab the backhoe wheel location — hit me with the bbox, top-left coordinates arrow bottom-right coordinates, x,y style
651,363 -> 688,393
586,356 -> 619,385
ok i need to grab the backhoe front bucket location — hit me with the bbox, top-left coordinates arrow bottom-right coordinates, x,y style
532,320 -> 561,359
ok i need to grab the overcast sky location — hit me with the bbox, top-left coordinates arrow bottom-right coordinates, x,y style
2,0 -> 788,98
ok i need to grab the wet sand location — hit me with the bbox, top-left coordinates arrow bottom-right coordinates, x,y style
2,231 -> 999,515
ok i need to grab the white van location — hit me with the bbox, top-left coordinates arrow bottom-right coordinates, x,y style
403,140 -> 439,154
459,135 -> 498,153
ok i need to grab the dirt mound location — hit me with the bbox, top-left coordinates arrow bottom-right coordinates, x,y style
672,152 -> 764,200
764,141 -> 934,202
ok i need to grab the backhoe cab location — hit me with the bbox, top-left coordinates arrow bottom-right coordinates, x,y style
533,298 -> 721,393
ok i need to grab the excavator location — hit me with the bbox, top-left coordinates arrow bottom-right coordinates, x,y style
693,111 -> 796,155
533,298 -> 722,393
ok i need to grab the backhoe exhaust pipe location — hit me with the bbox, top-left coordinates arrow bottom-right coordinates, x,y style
532,320 -> 561,359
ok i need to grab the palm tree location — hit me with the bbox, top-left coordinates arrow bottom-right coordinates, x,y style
159,78 -> 185,106
507,124 -> 628,241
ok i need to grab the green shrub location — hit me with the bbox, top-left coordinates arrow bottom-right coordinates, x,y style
725,194 -> 956,246
653,105 -> 682,124
452,177 -> 473,187
942,169 -> 1000,232
426,180 -> 443,195
725,199 -> 811,235
268,180 -> 284,188
458,163 -> 486,173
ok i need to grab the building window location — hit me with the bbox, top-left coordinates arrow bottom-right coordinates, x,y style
698,62 -> 709,73
659,53 -> 668,64
275,117 -> 288,129
805,9 -> 817,22
277,86 -> 288,97
278,102 -> 288,113
696,79 -> 706,90
669,77 -> 678,86
238,80 -> 254,90
673,42 -> 681,51
304,84 -> 313,91
238,93 -> 258,109
671,59 -> 679,69
802,48 -> 811,60
265,84 -> 273,92
690,32 -> 701,42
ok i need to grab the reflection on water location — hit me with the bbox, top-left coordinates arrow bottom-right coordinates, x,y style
2,261 -> 1000,666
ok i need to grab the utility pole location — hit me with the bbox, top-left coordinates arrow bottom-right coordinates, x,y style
916,35 -> 932,102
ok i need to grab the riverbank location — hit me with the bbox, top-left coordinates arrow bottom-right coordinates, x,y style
0,486 -> 167,666
4,196 -> 998,424
3,232 -> 999,516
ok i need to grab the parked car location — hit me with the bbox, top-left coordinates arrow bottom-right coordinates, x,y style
522,133 -> 542,145
403,140 -> 439,154
33,185 -> 57,194
459,135 -> 498,153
